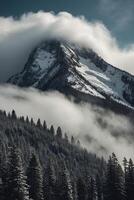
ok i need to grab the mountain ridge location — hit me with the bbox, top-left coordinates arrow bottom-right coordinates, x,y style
8,40 -> 134,113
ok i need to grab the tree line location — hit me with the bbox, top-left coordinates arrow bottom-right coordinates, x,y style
0,110 -> 133,199
0,147 -> 134,200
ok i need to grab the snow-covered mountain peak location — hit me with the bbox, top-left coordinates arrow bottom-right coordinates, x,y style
8,40 -> 134,111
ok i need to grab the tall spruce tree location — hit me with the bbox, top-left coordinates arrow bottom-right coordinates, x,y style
30,118 -> 34,126
96,174 -> 103,200
43,160 -> 56,200
0,178 -> 3,200
56,127 -> 62,139
5,147 -> 29,200
60,164 -> 73,200
11,110 -> 17,120
0,153 -> 3,200
50,125 -> 55,136
26,116 -> 29,124
77,177 -> 86,200
87,177 -> 97,200
27,153 -> 43,200
1,157 -> 9,200
72,181 -> 78,200
43,120 -> 47,130
37,118 -> 42,129
104,153 -> 125,200
71,136 -> 75,145
125,159 -> 134,200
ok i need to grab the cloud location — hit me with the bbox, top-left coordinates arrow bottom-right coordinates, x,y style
0,11 -> 134,82
0,84 -> 133,161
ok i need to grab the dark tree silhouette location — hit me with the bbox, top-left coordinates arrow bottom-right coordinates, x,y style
27,153 -> 43,200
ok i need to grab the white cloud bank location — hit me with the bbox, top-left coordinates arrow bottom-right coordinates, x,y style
0,84 -> 133,161
0,11 -> 134,81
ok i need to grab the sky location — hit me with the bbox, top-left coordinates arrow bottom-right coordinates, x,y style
0,0 -> 134,47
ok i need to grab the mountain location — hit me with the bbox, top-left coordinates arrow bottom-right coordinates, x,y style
8,40 -> 134,113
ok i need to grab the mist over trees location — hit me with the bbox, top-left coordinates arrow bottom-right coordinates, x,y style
0,109 -> 133,199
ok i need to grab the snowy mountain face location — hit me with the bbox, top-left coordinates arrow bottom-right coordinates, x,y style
8,40 -> 134,112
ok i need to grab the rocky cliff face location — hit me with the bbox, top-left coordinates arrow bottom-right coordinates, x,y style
8,40 -> 134,112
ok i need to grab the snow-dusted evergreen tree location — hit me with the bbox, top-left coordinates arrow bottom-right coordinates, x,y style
0,153 -> 4,200
1,157 -> 9,200
77,177 -> 86,200
87,177 -> 97,200
71,136 -> 75,145
72,181 -> 78,200
43,120 -> 47,130
11,110 -> 17,120
125,159 -> 134,200
104,153 -> 125,200
0,183 -> 2,199
96,174 -> 103,200
60,164 -> 73,200
0,153 -> 3,200
27,153 -> 43,200
26,116 -> 29,123
56,126 -> 62,139
37,118 -> 42,129
5,146 -> 29,200
30,118 -> 34,126
20,116 -> 25,122
50,125 -> 55,136
43,160 -> 56,200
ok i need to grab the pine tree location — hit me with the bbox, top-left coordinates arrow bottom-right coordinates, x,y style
104,153 -> 125,200
0,177 -> 3,200
0,153 -> 3,200
37,118 -> 42,129
72,181 -> 78,200
123,157 -> 128,177
7,112 -> 11,119
71,136 -> 75,145
27,153 -> 43,200
96,174 -> 103,200
11,110 -> 17,120
125,159 -> 134,200
3,110 -> 6,117
87,177 -> 97,200
20,116 -> 25,122
43,160 -> 56,200
26,116 -> 29,124
1,157 -> 9,200
77,140 -> 80,147
60,164 -> 73,200
77,177 -> 86,200
56,127 -> 62,139
123,157 -> 128,199
43,120 -> 47,130
50,125 -> 55,136
4,147 -> 29,200
30,118 -> 34,126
